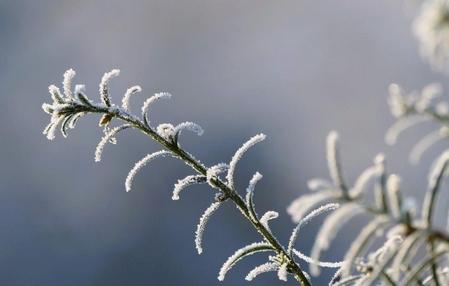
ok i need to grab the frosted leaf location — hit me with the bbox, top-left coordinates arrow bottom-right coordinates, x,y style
74,84 -> 85,97
341,215 -> 390,277
121,85 -> 142,111
307,178 -> 333,191
415,83 -> 442,112
246,172 -> 263,220
428,149 -> 449,190
156,123 -> 175,141
42,103 -> 54,114
259,211 -> 278,232
310,203 -> 364,276
245,262 -> 278,281
287,191 -> 340,223
327,131 -> 346,190
390,231 -> 425,281
95,124 -> 131,162
293,249 -> 344,268
125,150 -> 173,192
386,174 -> 402,219
63,68 -> 76,100
173,122 -> 204,144
44,115 -> 65,140
355,236 -> 403,286
60,115 -> 75,137
217,241 -> 273,281
368,235 -> 403,264
385,116 -> 430,145
172,175 -> 206,200
410,129 -> 445,164
423,150 -> 449,222
48,85 -> 63,103
195,201 -> 221,255
141,92 -> 172,125
349,161 -> 383,199
206,163 -> 228,187
277,263 -> 288,281
288,203 -> 339,254
388,83 -> 408,118
226,133 -> 266,189
68,112 -> 85,129
99,69 -> 120,106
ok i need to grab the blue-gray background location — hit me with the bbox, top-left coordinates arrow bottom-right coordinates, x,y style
1,0 -> 448,285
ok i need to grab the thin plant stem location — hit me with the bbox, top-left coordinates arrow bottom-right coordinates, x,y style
83,104 -> 311,286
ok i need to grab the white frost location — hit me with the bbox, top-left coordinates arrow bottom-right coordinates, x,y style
277,263 -> 288,282
326,131 -> 345,190
217,241 -> 272,281
125,150 -> 172,192
172,175 -> 206,200
310,203 -> 364,276
260,211 -> 279,232
226,134 -> 266,189
95,125 -> 131,162
245,262 -> 278,281
121,85 -> 142,111
195,201 -> 221,254
63,68 -> 76,100
287,191 -> 340,223
288,203 -> 339,254
141,92 -> 172,123
99,69 -> 120,106
173,121 -> 204,138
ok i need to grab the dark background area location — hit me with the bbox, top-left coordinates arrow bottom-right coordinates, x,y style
0,0 -> 448,285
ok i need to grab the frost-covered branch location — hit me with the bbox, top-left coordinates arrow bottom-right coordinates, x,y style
42,69 -> 311,285
43,69 -> 449,286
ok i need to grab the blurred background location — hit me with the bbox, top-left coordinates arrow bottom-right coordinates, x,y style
0,0 -> 448,285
